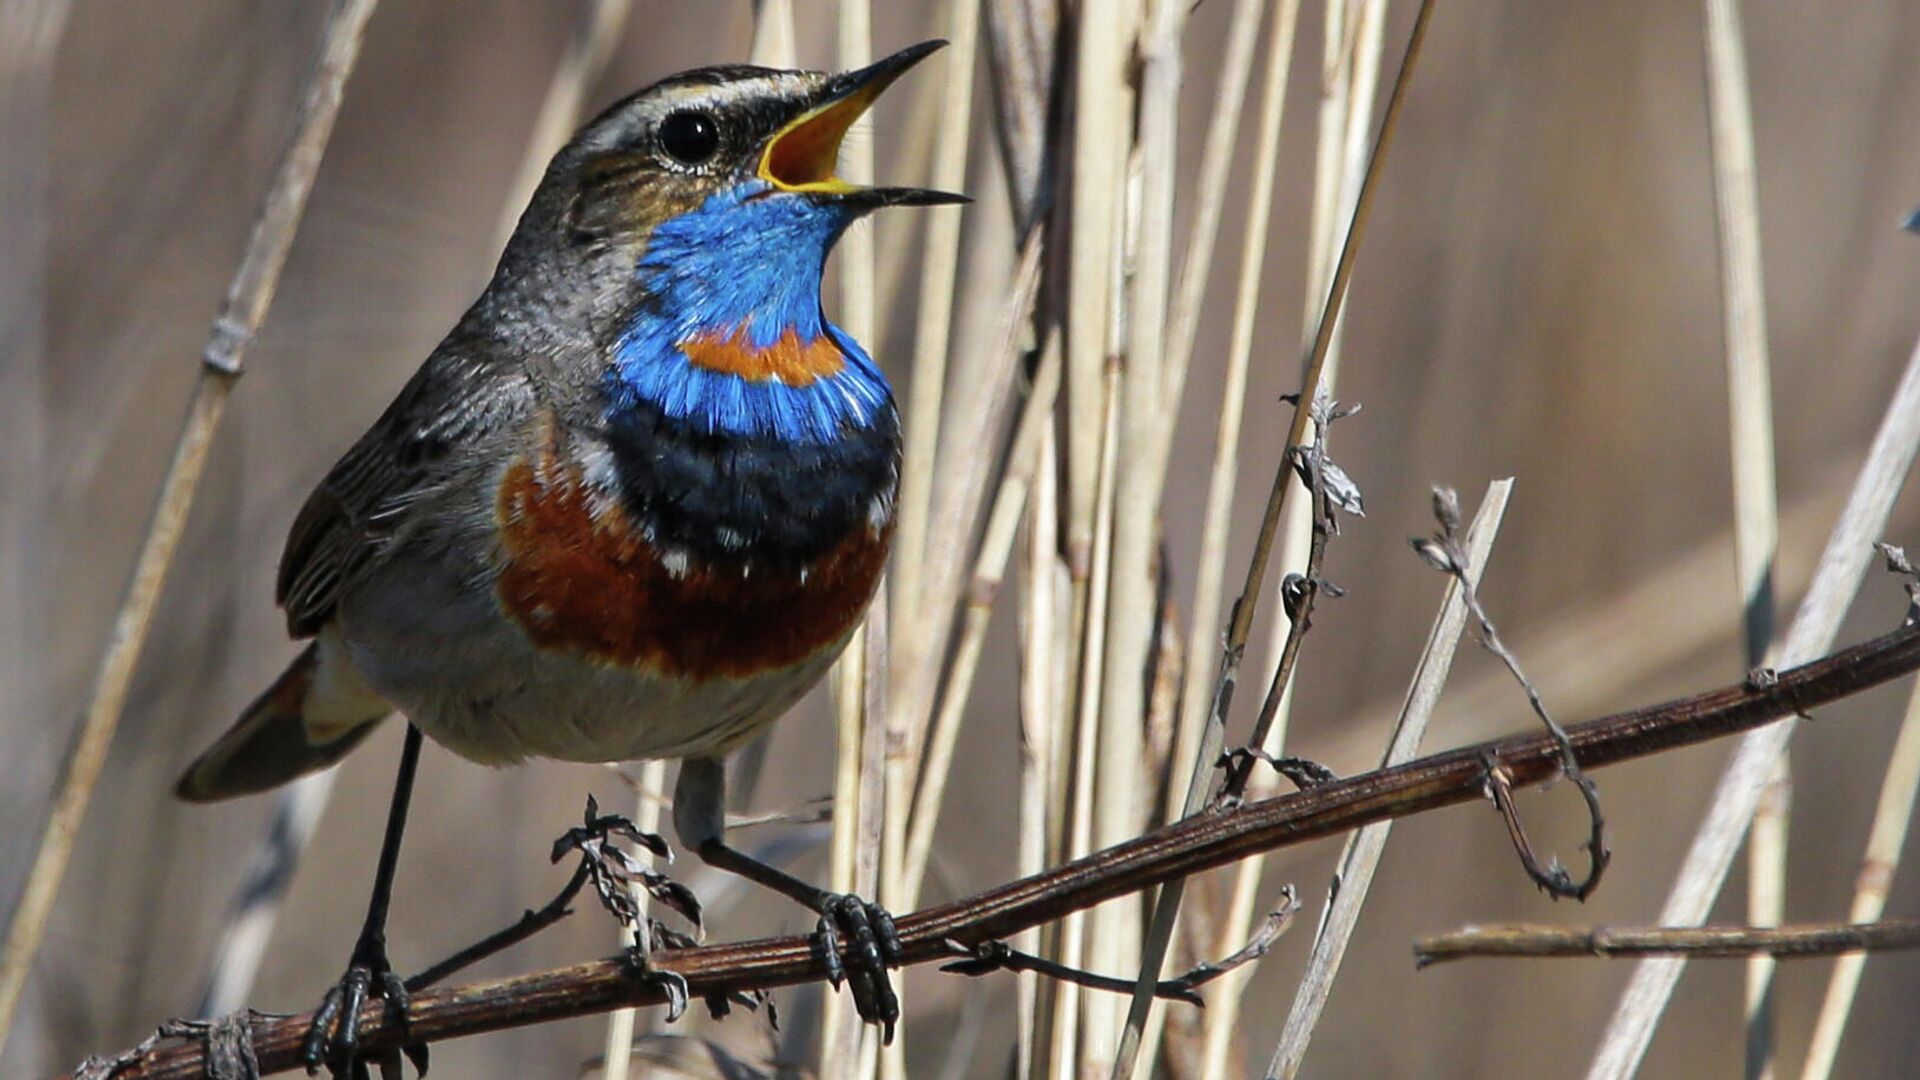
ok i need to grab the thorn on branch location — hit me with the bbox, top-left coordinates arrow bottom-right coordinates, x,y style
1876,542 -> 1920,627
1415,487 -> 1610,901
1216,748 -> 1338,802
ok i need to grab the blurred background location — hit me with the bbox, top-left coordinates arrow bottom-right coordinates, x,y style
4,1 -> 1920,1077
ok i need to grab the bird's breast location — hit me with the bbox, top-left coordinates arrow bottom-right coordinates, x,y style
492,413 -> 894,683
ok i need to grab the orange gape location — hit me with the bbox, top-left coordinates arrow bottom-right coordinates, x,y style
678,324 -> 846,385
494,442 -> 889,682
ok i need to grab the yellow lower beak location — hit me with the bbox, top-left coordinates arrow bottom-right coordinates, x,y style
757,40 -> 949,197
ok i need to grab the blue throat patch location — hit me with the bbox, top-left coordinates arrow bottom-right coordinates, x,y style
609,181 -> 890,443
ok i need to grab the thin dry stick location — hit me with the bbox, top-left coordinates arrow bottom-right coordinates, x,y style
1265,480 -> 1512,1079
1050,358 -> 1125,1080
80,622 -> 1920,1080
1019,423 -> 1066,1080
822,1 -> 876,1068
599,758 -> 667,1080
877,0 -> 984,919
1416,921 -> 1920,966
889,0 -> 981,649
1093,0 -> 1184,1068
1799,671 -> 1920,1080
859,591 -> 891,1080
1158,0 -> 1268,403
1058,0 -> 1130,677
901,292 -> 1057,905
1244,0 -> 1388,791
1587,332 -> 1920,1080
1136,23 -> 1303,1063
1193,2 -> 1427,1071
891,227 -> 1046,904
1015,425 -> 1062,1080
0,0 -> 380,1054
1699,1 -> 1784,1075
1162,0 -> 1296,828
749,0 -> 795,69
0,8 -> 66,1039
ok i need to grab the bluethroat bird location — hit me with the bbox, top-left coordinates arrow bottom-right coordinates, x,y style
174,41 -> 962,1073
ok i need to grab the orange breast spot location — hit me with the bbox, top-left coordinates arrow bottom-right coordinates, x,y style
494,446 -> 889,682
679,325 -> 846,385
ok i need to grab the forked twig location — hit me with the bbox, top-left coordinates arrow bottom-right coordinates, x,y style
946,888 -> 1299,1007
1414,487 -> 1610,901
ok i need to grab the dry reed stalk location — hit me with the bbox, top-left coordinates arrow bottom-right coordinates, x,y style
1698,1 -> 1784,1075
1799,673 -> 1920,1080
1198,3 -> 1409,1071
900,277 -> 1057,905
890,0 -> 982,650
1094,0 -> 1186,1068
1264,481 -> 1512,1078
599,758 -> 668,1080
821,1 -> 876,1069
1123,1 -> 1301,1074
1746,761 -> 1788,1080
0,0 -> 380,1054
1158,0 -> 1269,402
749,0 -> 796,69
1049,360 -> 1124,1080
1018,421 -> 1065,1080
887,227 -> 1043,907
1251,0 -> 1385,769
859,593 -> 891,1080
1586,333 -> 1920,1080
0,11 -> 66,1044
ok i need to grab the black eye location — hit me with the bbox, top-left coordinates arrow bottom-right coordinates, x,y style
658,110 -> 721,166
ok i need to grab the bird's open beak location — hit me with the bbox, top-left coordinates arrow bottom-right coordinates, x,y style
757,40 -> 970,209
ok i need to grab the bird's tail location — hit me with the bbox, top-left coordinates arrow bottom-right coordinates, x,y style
175,639 -> 390,802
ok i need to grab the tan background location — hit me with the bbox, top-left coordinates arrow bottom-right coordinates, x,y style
5,1 -> 1920,1076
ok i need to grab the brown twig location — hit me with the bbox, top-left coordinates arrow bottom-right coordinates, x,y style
1415,920 -> 1920,967
71,621 -> 1920,1080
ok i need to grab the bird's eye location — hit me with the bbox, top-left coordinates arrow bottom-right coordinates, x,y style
658,110 -> 721,166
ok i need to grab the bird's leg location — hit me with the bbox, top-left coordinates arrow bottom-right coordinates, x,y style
674,757 -> 900,1039
300,724 -> 425,1078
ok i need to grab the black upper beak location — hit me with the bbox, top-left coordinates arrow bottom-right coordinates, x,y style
823,40 -> 950,103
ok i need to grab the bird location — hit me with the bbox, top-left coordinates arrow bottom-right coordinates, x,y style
172,40 -> 962,1074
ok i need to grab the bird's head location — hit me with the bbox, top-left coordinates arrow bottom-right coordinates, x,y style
521,41 -> 962,445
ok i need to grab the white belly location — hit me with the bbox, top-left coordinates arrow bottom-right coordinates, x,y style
334,551 -> 848,765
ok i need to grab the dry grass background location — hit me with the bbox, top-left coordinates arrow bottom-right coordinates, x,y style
5,1 -> 1920,1077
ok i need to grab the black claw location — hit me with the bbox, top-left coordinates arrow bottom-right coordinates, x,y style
300,955 -> 413,1077
622,944 -> 691,1023
814,914 -> 847,989
813,894 -> 900,1040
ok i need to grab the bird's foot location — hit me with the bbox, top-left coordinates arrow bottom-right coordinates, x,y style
621,940 -> 692,1024
813,893 -> 901,1041
299,943 -> 426,1078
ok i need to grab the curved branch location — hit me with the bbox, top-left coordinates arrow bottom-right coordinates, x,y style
74,623 -> 1920,1080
